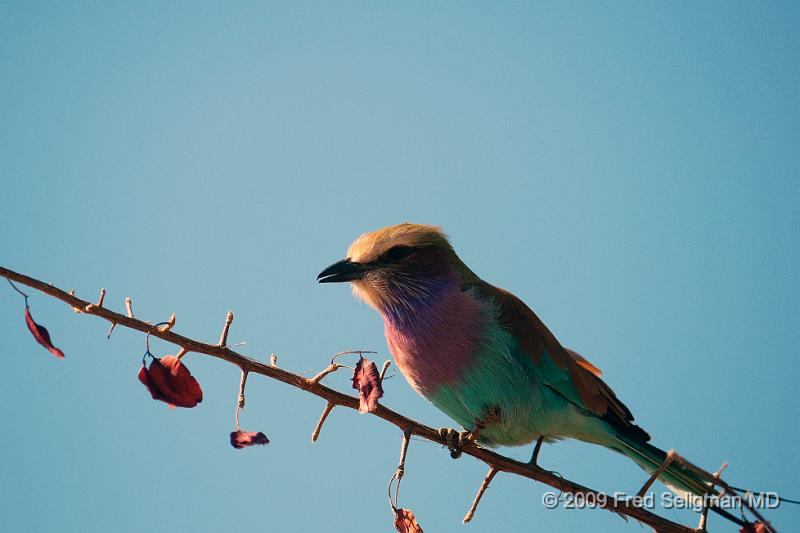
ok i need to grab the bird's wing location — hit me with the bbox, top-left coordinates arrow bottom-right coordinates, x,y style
565,348 -> 602,377
471,282 -> 648,439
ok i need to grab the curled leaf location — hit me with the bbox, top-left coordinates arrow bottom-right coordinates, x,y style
24,307 -> 65,359
138,365 -> 167,403
393,508 -> 423,533
138,355 -> 202,408
352,356 -> 383,413
230,430 -> 270,449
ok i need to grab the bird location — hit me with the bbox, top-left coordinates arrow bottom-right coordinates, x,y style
317,223 -> 738,522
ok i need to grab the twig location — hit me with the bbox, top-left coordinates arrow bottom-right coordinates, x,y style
379,360 -> 391,381
0,266 -> 716,533
637,450 -> 675,498
83,288 -> 108,313
6,278 -> 29,300
330,349 -> 376,365
218,311 -> 234,347
158,313 -> 176,332
396,429 -> 411,481
125,297 -> 134,318
309,363 -> 344,385
235,369 -> 249,430
681,454 -> 775,533
69,289 -> 82,313
238,369 -> 248,409
311,401 -> 335,442
463,466 -> 498,523
698,463 -> 729,531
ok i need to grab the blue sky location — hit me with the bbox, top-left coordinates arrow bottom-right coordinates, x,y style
1,2 -> 798,532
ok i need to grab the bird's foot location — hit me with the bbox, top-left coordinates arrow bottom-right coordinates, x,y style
439,406 -> 503,459
463,405 -> 502,445
438,427 -> 469,459
528,436 -> 544,466
482,405 -> 502,425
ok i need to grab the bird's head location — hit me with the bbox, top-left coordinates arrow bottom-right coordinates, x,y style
317,223 -> 473,310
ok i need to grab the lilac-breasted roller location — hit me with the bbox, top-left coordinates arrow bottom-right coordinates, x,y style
317,223 -> 741,523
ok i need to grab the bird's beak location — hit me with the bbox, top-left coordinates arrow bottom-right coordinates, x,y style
317,258 -> 370,283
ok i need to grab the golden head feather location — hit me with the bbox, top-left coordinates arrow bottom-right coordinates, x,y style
339,223 -> 457,310
346,223 -> 452,264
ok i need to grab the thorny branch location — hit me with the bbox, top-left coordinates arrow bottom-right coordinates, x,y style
0,266 -> 771,533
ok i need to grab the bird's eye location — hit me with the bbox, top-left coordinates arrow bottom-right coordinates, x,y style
382,245 -> 416,262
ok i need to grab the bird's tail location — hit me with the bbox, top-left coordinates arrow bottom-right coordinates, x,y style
611,431 -> 747,527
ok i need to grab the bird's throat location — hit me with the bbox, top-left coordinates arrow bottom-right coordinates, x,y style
379,282 -> 488,395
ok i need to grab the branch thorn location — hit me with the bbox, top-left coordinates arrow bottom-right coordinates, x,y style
396,429 -> 411,481
157,313 -> 176,332
235,369 -> 249,430
311,401 -> 335,442
697,462 -> 730,531
68,289 -> 82,313
309,363 -> 344,385
463,466 -> 499,523
637,450 -> 675,498
218,311 -> 234,347
379,360 -> 391,382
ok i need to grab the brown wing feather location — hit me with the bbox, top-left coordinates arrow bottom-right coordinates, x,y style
566,348 -> 603,377
471,281 -> 649,440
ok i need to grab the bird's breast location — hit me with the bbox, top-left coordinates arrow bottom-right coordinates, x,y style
381,288 -> 489,396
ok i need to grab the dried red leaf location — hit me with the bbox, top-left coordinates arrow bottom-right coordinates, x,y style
138,365 -> 163,400
740,523 -> 768,533
137,365 -> 175,408
230,430 -> 270,449
24,308 -> 64,359
138,355 -> 202,408
393,508 -> 423,533
352,356 -> 383,413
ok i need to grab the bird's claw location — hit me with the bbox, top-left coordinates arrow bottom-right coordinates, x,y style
438,427 -> 469,459
439,407 -> 503,459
